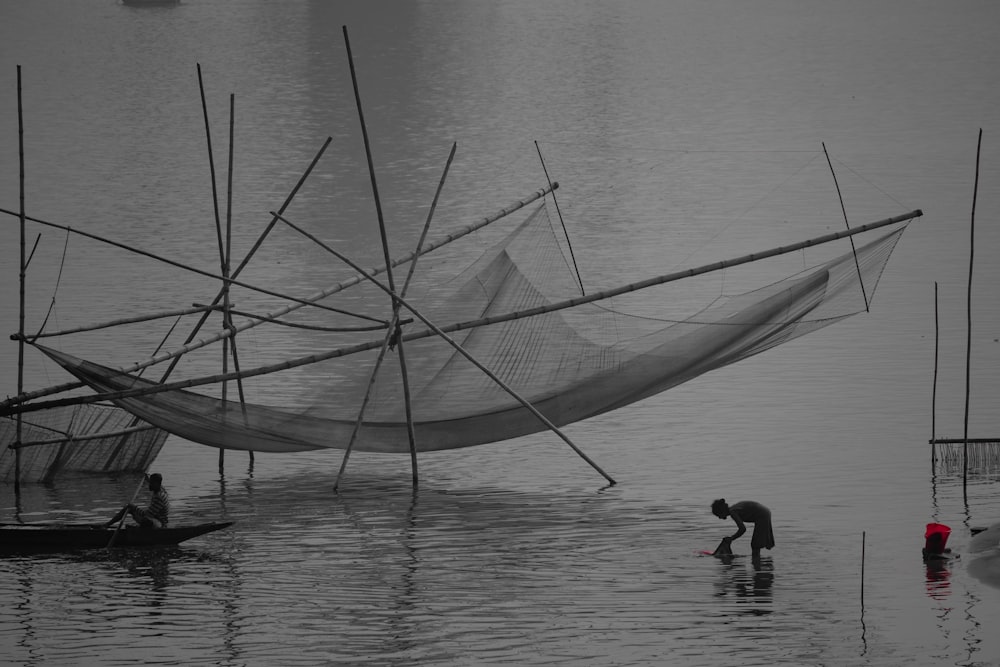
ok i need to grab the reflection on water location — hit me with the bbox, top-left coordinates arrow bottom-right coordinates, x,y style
924,556 -> 953,599
713,555 -> 774,615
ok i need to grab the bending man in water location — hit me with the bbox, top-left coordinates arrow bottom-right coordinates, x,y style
711,499 -> 774,560
104,473 -> 170,528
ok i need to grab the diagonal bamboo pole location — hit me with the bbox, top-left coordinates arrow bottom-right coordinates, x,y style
274,210 -> 616,485
823,142 -> 868,311
535,140 -> 583,295
25,305 -> 223,339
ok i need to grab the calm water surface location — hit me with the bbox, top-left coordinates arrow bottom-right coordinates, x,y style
2,1 -> 1000,665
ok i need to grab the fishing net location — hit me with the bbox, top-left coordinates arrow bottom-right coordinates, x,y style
0,403 -> 167,482
27,201 -> 911,454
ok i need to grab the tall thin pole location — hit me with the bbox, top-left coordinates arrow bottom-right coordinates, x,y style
15,66 -> 26,493
963,129 -> 982,496
225,94 -> 253,466
931,282 -> 939,468
343,25 -> 420,486
823,142 -> 868,311
535,140 -> 583,295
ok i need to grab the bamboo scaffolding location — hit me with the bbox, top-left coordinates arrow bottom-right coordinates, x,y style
0,184 -> 556,412
2,207 -> 923,418
0,207 -> 385,323
334,142 -> 459,490
273,209 -> 616,485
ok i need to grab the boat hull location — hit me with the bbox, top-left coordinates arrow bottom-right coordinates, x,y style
0,521 -> 234,553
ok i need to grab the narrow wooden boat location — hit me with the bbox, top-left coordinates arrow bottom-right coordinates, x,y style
0,521 -> 234,552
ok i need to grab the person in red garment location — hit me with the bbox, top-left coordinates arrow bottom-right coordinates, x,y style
712,499 -> 774,561
104,473 -> 170,529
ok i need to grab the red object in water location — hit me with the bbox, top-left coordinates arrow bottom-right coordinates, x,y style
924,523 -> 951,554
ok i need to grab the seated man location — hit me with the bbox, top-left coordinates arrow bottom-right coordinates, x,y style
104,473 -> 170,528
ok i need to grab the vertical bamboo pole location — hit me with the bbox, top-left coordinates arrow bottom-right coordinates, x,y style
14,66 -> 26,493
932,282 -> 939,467
224,93 -> 253,466
197,64 -> 227,472
342,25 -> 420,486
963,129 -> 981,497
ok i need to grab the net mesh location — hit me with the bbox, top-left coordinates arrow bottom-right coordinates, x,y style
32,202 -> 908,454
0,403 -> 168,482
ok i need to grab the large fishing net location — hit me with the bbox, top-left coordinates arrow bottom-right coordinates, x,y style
28,200 -> 911,454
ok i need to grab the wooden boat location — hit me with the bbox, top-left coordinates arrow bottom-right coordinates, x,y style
0,521 -> 234,552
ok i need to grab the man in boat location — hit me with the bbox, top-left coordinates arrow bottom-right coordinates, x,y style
104,473 -> 170,529
711,498 -> 774,562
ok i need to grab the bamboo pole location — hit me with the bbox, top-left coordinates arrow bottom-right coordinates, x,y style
197,65 -> 227,470
225,93 -> 252,465
198,64 -> 225,273
535,140 -> 583,295
25,304 -> 223,339
11,424 -> 159,449
823,143 -> 868,311
932,282 -> 939,467
341,24 -> 419,486
274,211 -> 616,485
14,66 -> 26,493
963,129 -> 982,496
3,208 -> 923,417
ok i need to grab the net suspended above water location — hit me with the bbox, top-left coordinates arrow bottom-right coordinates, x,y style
28,202 -> 917,454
